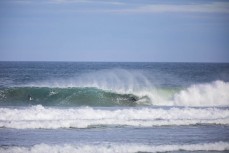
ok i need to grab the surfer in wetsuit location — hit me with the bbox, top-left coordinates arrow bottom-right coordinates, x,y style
28,94 -> 32,101
129,96 -> 137,102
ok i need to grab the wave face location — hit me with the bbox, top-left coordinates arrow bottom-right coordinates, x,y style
1,142 -> 228,153
0,105 -> 228,129
0,80 -> 229,107
0,87 -> 141,107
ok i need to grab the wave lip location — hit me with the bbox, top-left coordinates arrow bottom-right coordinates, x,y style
0,105 -> 228,129
1,142 -> 229,153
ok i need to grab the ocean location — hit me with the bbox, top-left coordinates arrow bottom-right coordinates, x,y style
0,62 -> 228,153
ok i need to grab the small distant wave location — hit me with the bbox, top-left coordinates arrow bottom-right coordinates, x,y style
0,105 -> 228,129
1,142 -> 228,153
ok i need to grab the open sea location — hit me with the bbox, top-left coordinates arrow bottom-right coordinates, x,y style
0,62 -> 229,153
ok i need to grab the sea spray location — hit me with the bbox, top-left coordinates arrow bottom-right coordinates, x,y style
25,69 -> 154,92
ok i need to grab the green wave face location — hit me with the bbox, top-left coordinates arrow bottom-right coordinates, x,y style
1,80 -> 228,107
0,87 -> 144,107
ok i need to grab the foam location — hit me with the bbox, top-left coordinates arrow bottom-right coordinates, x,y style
173,80 -> 229,106
0,142 -> 228,153
0,105 -> 228,129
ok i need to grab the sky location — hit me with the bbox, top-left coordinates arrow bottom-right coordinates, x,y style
0,0 -> 229,62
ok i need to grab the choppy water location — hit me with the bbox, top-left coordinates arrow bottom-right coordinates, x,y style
0,62 -> 229,153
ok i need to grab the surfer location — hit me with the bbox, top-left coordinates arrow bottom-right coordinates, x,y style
129,96 -> 138,102
28,94 -> 32,101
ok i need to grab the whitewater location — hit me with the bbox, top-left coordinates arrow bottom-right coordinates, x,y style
1,142 -> 229,153
0,62 -> 229,153
0,106 -> 228,129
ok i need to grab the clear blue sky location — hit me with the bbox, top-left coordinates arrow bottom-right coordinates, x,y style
0,0 -> 229,62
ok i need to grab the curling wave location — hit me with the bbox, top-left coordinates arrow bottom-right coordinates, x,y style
0,80 -> 229,107
0,87 -> 141,106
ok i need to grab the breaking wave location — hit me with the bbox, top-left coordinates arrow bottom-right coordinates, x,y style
0,87 -> 141,107
0,105 -> 228,129
0,69 -> 229,107
0,142 -> 228,153
0,80 -> 228,107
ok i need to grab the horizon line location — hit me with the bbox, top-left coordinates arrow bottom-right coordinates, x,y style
0,60 -> 228,64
